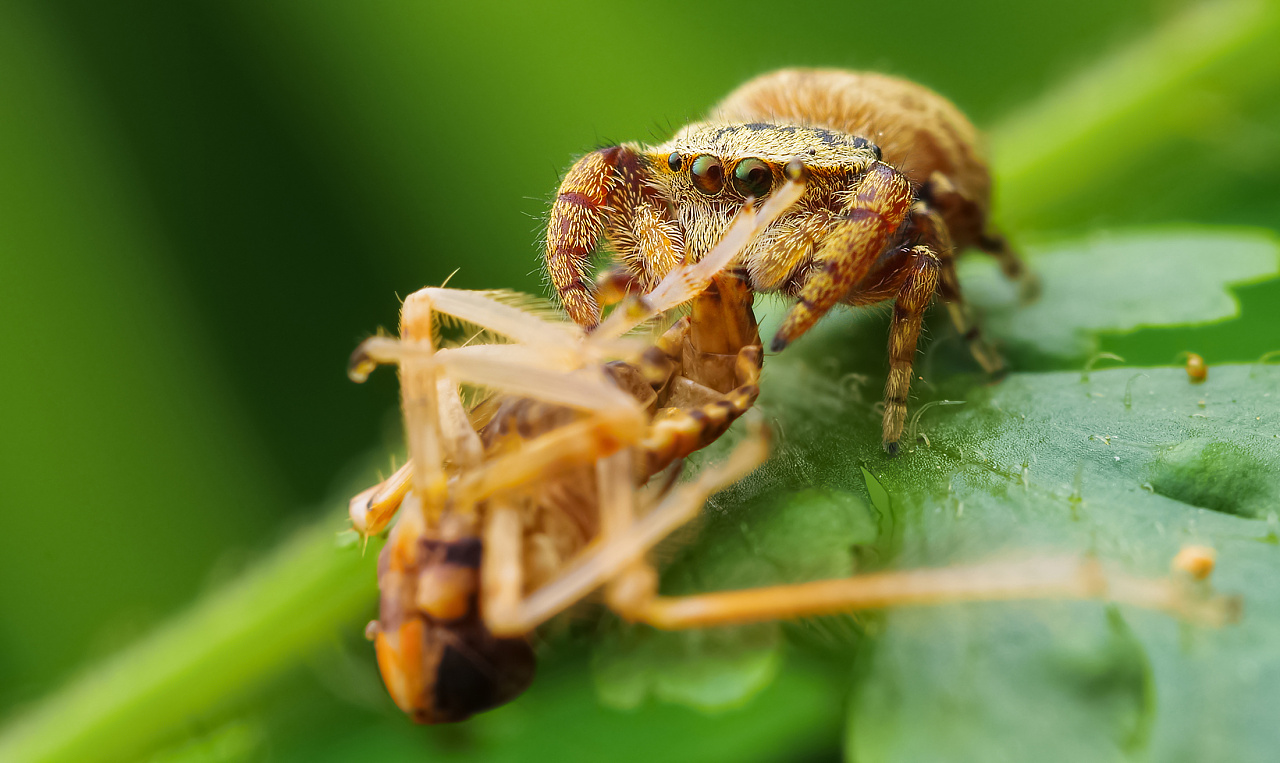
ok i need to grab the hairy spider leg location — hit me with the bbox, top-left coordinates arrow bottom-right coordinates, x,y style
772,162 -> 914,350
829,243 -> 938,452
546,145 -> 683,328
906,200 -> 1005,377
921,171 -> 1038,299
880,246 -> 939,454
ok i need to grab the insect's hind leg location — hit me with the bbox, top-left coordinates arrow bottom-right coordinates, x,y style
482,428 -> 769,636
622,552 -> 1240,630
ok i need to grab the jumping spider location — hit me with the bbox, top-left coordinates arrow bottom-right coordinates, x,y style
544,68 -> 1035,453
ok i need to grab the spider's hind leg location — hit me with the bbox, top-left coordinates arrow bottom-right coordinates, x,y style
908,200 -> 1005,379
923,171 -> 1039,303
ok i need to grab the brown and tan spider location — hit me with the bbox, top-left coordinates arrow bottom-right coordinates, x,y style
544,68 -> 1036,453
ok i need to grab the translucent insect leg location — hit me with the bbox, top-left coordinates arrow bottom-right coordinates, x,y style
625,553 -> 1241,630
352,286 -> 582,531
349,286 -> 611,379
358,345 -> 652,527
773,163 -> 914,351
594,180 -> 805,341
481,498 -> 524,631
399,289 -> 450,521
453,406 -> 644,510
350,353 -> 492,535
482,430 -> 769,637
350,461 -> 413,537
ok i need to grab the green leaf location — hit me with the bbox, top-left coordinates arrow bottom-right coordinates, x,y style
592,488 -> 879,709
591,229 -> 1280,761
7,1 -> 1280,756
961,229 -> 1280,362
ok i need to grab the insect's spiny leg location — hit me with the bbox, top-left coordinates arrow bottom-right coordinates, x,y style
882,246 -> 940,454
508,429 -> 769,632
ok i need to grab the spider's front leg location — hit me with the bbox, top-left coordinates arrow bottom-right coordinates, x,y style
771,162 -> 914,350
546,145 -> 683,328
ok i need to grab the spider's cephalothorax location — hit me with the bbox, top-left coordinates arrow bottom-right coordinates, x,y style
545,69 -> 1034,453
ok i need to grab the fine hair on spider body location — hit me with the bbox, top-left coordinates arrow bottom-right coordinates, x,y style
544,68 -> 1041,454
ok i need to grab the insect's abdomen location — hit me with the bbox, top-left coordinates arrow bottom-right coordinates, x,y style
712,68 -> 991,219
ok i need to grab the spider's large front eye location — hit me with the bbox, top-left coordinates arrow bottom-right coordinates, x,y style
731,157 -> 773,198
690,154 -> 724,195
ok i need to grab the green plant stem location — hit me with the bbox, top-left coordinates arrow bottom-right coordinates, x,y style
1,2 -> 1278,761
0,518 -> 377,763
992,0 -> 1280,229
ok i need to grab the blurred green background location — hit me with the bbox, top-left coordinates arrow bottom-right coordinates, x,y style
1,0 -> 1277,760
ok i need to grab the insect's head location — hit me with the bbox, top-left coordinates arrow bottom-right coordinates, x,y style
371,533 -> 536,724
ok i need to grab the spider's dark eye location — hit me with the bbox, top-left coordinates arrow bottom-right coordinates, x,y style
690,154 -> 724,195
666,151 -> 682,171
731,157 -> 773,198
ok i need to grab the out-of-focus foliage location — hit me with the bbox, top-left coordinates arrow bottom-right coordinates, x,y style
596,232 -> 1280,761
1,0 -> 1278,761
